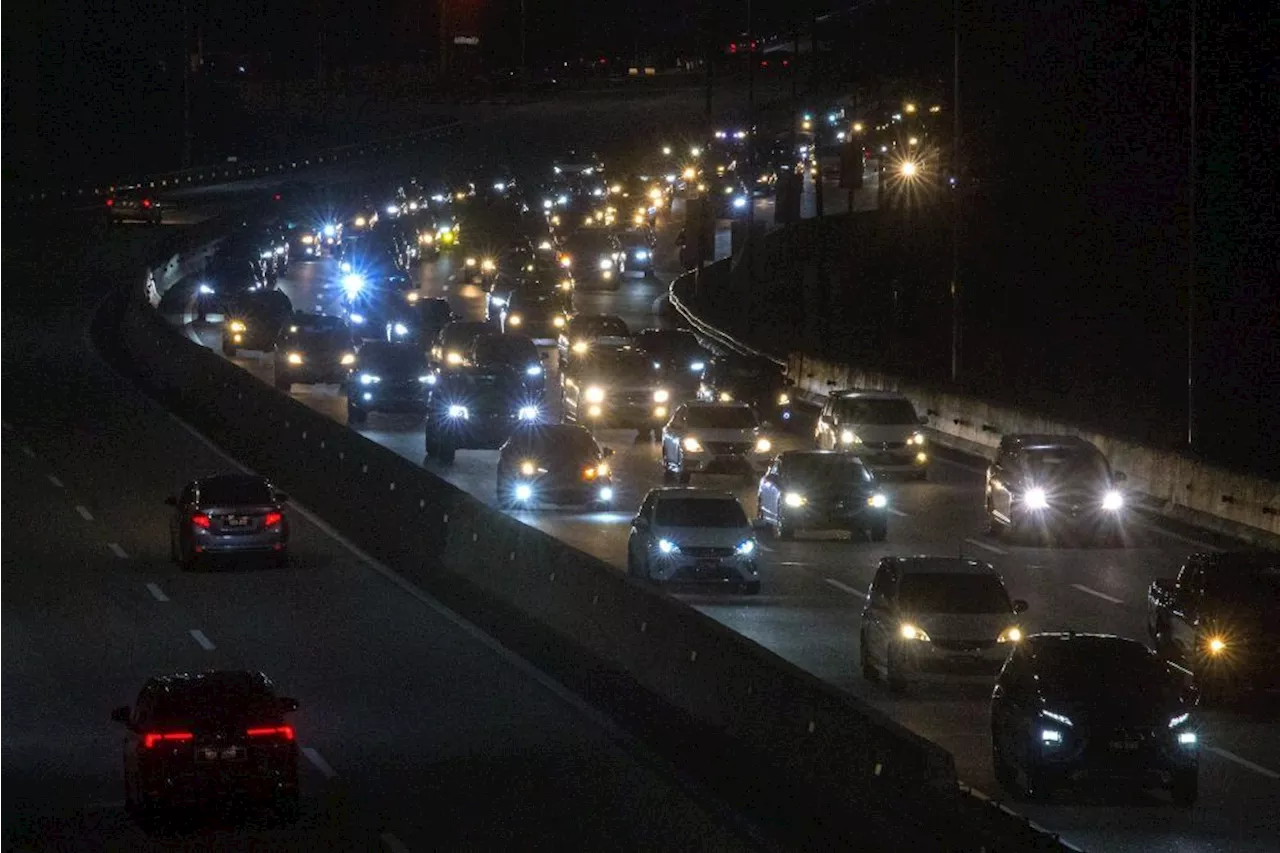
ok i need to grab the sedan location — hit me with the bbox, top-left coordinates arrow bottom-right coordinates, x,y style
167,474 -> 290,569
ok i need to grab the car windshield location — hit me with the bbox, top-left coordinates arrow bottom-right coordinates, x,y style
511,428 -> 599,461
442,324 -> 487,348
565,234 -> 613,254
1022,447 -> 1110,481
509,295 -> 559,314
655,498 -> 748,528
154,677 -> 276,726
784,456 -> 873,486
288,315 -> 348,333
574,317 -> 629,338
359,344 -> 426,373
834,398 -> 919,425
636,331 -> 701,355
898,573 -> 1011,614
1036,643 -> 1178,700
686,407 -> 758,429
199,478 -> 273,506
475,337 -> 536,363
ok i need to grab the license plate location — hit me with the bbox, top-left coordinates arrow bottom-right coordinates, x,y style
197,745 -> 244,761
225,515 -> 251,527
1109,740 -> 1140,751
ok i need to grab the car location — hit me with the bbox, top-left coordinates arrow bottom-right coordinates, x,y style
166,474 -> 290,569
431,320 -> 492,367
556,314 -> 631,367
614,228 -> 656,274
661,402 -> 774,484
984,434 -> 1128,544
285,223 -> 325,260
392,294 -> 457,345
112,670 -> 300,822
338,272 -> 414,340
338,228 -> 410,277
497,424 -> 616,510
626,488 -> 760,593
756,451 -> 891,541
105,186 -> 163,224
698,354 -> 794,424
1148,551 -> 1280,698
860,557 -> 1028,691
561,344 -> 671,435
559,230 -> 625,290
273,313 -> 357,391
423,365 -> 539,463
710,176 -> 752,216
221,289 -> 293,357
814,389 -> 929,478
469,332 -> 546,399
347,341 -> 433,423
499,289 -> 570,341
990,633 -> 1200,806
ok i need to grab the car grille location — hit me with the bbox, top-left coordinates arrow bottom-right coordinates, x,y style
681,546 -> 736,558
863,441 -> 906,451
704,441 -> 753,455
615,390 -> 655,406
933,638 -> 998,652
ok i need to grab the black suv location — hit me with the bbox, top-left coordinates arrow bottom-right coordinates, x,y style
698,354 -> 793,424
347,341 -> 432,423
423,365 -> 537,463
273,313 -> 357,391
991,633 -> 1200,806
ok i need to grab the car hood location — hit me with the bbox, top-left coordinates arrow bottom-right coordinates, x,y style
652,525 -> 752,549
683,427 -> 759,443
845,424 -> 918,443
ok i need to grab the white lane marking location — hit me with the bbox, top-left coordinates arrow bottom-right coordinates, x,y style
47,474 -> 64,488
824,578 -> 867,598
381,832 -> 412,853
1208,747 -> 1280,780
302,746 -> 338,779
107,543 -> 129,559
22,445 -> 36,458
963,537 -> 1006,555
776,561 -> 811,566
188,629 -> 216,650
887,508 -> 909,518
756,542 -> 776,553
75,505 -> 94,521
1148,523 -> 1223,553
1070,584 -> 1123,605
82,800 -> 127,811
931,454 -> 988,474
145,583 -> 170,602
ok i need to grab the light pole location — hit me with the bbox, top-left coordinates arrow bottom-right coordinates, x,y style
520,0 -> 527,86
1186,0 -> 1198,452
181,0 -> 192,168
950,0 -> 961,382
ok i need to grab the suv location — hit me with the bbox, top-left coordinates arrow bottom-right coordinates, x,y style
661,402 -> 773,483
815,390 -> 929,479
697,354 -> 793,424
860,557 -> 1028,691
347,341 -> 432,423
627,488 -> 760,593
984,434 -> 1127,544
561,344 -> 670,436
273,314 -> 357,391
756,451 -> 890,541
423,365 -> 537,463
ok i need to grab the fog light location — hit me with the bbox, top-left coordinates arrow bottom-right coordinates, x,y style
598,487 -> 614,503
1178,732 -> 1198,746
653,406 -> 668,418
233,334 -> 243,343
915,451 -> 928,464
587,405 -> 603,419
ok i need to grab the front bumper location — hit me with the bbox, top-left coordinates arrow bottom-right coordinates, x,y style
141,760 -> 298,806
1032,731 -> 1198,786
278,365 -> 349,385
647,549 -> 758,585
581,402 -> 669,429
351,386 -> 427,413
848,446 -> 930,474
897,640 -> 1010,679
781,504 -> 887,532
682,451 -> 771,476
511,474 -> 615,506
429,416 -> 519,449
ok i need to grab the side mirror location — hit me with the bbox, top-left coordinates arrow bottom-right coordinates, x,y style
602,447 -> 615,458
1114,471 -> 1127,483
111,706 -> 131,724
278,696 -> 300,713
1012,599 -> 1029,614
632,516 -> 649,530
275,492 -> 290,504
164,496 -> 178,506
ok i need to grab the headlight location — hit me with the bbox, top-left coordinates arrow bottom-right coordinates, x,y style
490,296 -> 506,307
653,405 -> 668,418
465,257 -> 477,267
867,493 -> 888,508
1102,490 -> 1124,511
598,258 -> 613,271
228,320 -> 247,333
419,233 -> 434,245
286,352 -> 303,365
1207,636 -> 1227,655
735,540 -> 755,556
634,249 -> 650,260
909,431 -> 926,445
1040,729 -> 1065,745
323,224 -> 337,237
359,373 -> 381,385
520,461 -> 538,476
481,259 -> 496,272
560,256 -> 573,268
340,352 -> 357,366
598,487 -> 614,503
553,315 -> 567,328
682,437 -> 703,453
418,374 -> 435,384
349,313 -> 366,325
997,626 -> 1023,643
1177,731 -> 1198,746
354,216 -> 367,227
718,392 -> 733,402
386,204 -> 400,215
525,364 -> 543,377
784,492 -> 807,508
340,261 -> 353,273
778,392 -> 791,406
732,196 -> 748,210
755,437 -> 772,453
657,538 -> 679,555
447,404 -> 469,419
572,341 -> 589,354
899,624 -> 931,642
690,361 -> 705,372
198,283 -> 215,295
407,291 -> 421,303
840,429 -> 862,445
587,405 -> 603,418
653,389 -> 670,403
342,273 -> 365,296
584,386 -> 605,404
392,323 -> 409,336
507,314 -> 523,326
1024,487 -> 1049,510
518,405 -> 539,421
514,483 -> 534,502
446,352 -> 463,365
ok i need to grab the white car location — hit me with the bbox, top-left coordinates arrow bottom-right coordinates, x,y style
627,488 -> 760,593
814,389 -> 930,480
859,556 -> 1029,692
661,402 -> 773,484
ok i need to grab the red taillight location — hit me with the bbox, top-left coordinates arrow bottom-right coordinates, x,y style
142,198 -> 152,208
273,193 -> 282,201
246,725 -> 294,740
190,513 -> 211,529
143,731 -> 193,749
105,198 -> 115,207
264,511 -> 283,528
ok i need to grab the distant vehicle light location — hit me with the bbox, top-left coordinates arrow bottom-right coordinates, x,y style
286,352 -> 304,365
447,404 -> 469,419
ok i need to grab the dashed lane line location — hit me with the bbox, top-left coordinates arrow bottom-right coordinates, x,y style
1070,584 -> 1124,605
1207,747 -> 1280,780
887,508 -> 910,518
107,543 -> 129,559
47,474 -> 64,488
302,747 -> 339,779
963,537 -> 1007,556
381,832 -> 411,853
145,583 -> 170,602
75,505 -> 94,521
824,578 -> 867,598
188,629 -> 216,651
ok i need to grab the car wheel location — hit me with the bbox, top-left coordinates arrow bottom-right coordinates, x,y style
346,403 -> 367,425
223,341 -> 238,358
741,580 -> 761,595
776,515 -> 794,541
992,737 -> 1016,791
677,469 -> 692,485
867,520 -> 888,542
860,631 -> 878,682
885,643 -> 909,693
1170,768 -> 1198,808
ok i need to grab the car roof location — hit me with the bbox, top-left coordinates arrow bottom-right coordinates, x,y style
570,313 -> 626,324
1023,632 -> 1152,658
194,473 -> 270,490
681,401 -> 754,411
832,389 -> 910,402
648,487 -> 740,502
884,556 -> 999,576
1004,434 -> 1098,452
1200,551 -> 1280,572
779,450 -> 863,463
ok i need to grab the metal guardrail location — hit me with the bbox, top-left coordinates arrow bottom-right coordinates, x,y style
667,263 -> 787,368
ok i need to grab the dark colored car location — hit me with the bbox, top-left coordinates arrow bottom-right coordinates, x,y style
561,344 -> 671,434
105,186 -> 163,224
560,230 -> 624,290
112,670 -> 300,821
633,328 -> 710,402
614,228 -> 656,274
432,320 -> 492,367
497,424 -> 616,509
984,434 -> 1128,544
273,313 -> 357,390
500,289 -> 569,340
756,451 -> 890,541
991,633 -> 1200,806
166,474 -> 290,569
557,314 -> 631,367
698,354 -> 794,424
396,294 -> 457,345
423,365 -> 538,463
470,332 -> 546,399
341,273 -> 413,341
347,341 -> 432,423
222,289 -> 294,356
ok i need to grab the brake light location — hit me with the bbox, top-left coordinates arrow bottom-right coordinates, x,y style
246,725 -> 294,740
273,193 -> 282,201
142,198 -> 152,208
264,511 -> 283,528
105,198 -> 115,207
190,513 -> 211,529
143,731 -> 194,748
